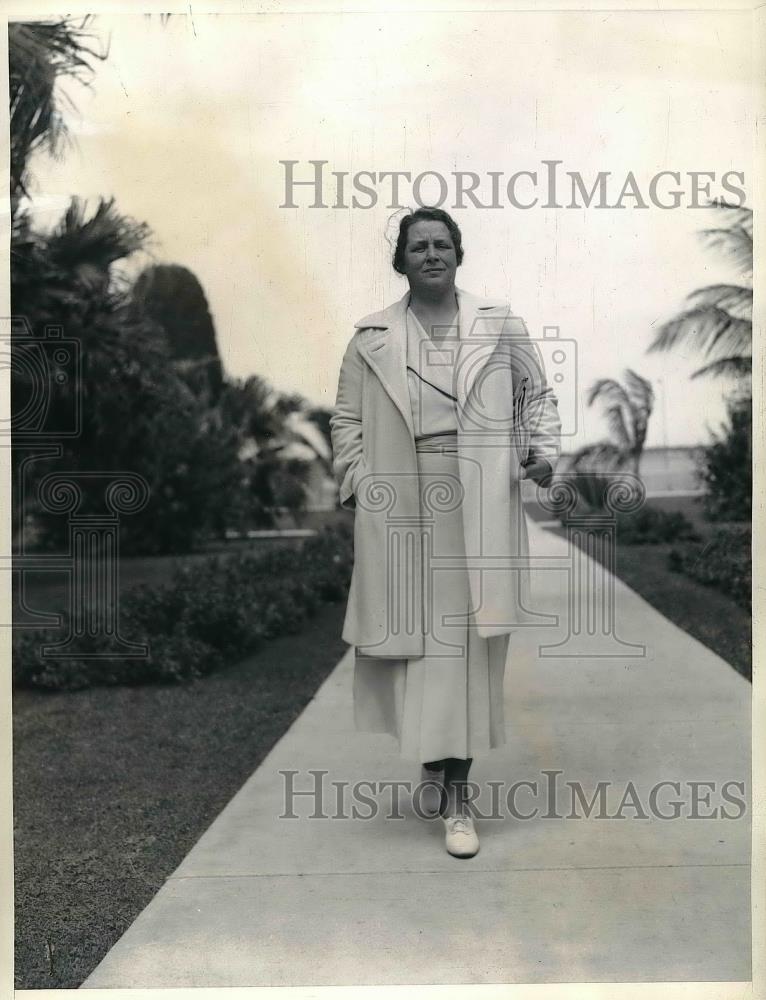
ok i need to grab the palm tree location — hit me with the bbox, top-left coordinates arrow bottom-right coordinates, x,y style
566,370 -> 654,507
9,17 -> 106,218
648,200 -> 752,380
10,14 -> 175,220
216,377 -> 334,525
576,370 -> 654,473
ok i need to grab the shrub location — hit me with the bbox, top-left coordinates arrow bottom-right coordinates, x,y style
13,522 -> 354,691
561,498 -> 700,545
668,525 -> 751,611
615,506 -> 700,545
566,470 -> 614,511
698,392 -> 751,522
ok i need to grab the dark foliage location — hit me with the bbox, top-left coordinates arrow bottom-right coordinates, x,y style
668,524 -> 751,612
615,506 -> 700,545
559,445 -> 637,513
131,263 -> 224,401
11,202 -> 246,555
13,522 -> 354,691
558,477 -> 700,546
697,392 -> 752,522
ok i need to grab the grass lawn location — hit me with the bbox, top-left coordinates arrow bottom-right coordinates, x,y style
540,501 -> 751,681
13,598 -> 349,989
612,540 -> 750,679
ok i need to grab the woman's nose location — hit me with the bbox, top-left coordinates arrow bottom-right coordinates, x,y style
425,244 -> 439,261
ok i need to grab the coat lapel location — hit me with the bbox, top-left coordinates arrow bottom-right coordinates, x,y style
455,288 -> 509,408
355,292 -> 414,438
354,287 -> 509,435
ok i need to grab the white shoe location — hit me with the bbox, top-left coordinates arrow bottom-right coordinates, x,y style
442,812 -> 480,858
417,765 -> 444,817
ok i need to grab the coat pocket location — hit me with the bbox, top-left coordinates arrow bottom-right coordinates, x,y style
351,454 -> 369,503
512,376 -> 531,465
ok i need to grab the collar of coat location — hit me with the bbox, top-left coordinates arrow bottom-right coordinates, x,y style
351,287 -> 515,438
353,286 -> 508,334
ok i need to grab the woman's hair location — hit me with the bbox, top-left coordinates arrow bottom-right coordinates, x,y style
392,207 -> 464,274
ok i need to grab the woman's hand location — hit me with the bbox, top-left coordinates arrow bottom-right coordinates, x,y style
330,337 -> 366,509
519,457 -> 554,486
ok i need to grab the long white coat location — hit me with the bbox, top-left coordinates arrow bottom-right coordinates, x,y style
330,286 -> 562,658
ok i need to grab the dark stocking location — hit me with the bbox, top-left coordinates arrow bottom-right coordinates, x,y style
443,756 -> 473,817
423,758 -> 446,772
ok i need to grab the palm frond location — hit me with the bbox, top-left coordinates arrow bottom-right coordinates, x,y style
273,392 -> 308,418
622,368 -> 655,408
706,199 -> 753,235
648,307 -> 751,366
690,356 -> 753,380
687,284 -> 752,317
581,368 -> 654,469
621,369 -> 653,449
586,378 -> 628,409
48,196 -> 153,271
698,225 -> 752,277
644,199 -> 753,380
602,404 -> 633,451
9,17 -> 107,211
587,379 -> 633,450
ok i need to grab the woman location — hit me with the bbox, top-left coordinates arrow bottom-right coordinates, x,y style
330,207 -> 561,858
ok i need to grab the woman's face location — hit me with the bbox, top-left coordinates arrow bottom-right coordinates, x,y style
401,220 -> 458,297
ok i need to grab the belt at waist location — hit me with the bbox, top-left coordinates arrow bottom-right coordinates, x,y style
414,432 -> 458,453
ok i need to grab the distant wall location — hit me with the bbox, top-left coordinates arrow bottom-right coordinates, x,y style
558,446 -> 704,495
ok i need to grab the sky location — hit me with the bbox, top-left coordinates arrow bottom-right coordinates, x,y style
24,8 -> 753,450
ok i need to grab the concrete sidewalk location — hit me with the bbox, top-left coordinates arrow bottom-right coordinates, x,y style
81,520 -> 751,988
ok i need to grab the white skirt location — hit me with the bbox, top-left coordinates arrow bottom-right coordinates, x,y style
352,445 -> 509,762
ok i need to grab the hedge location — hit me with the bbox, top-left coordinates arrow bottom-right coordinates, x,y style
13,522 -> 353,691
668,525 -> 751,612
562,502 -> 700,545
614,507 -> 700,545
